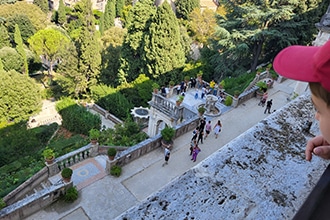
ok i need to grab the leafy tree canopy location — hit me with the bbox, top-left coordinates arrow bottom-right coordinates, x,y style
175,0 -> 200,20
0,46 -> 23,72
0,69 -> 41,123
0,1 -> 48,31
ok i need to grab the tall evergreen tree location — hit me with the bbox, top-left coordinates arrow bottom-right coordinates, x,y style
0,23 -> 10,48
33,0 -> 49,13
57,0 -> 66,25
103,0 -> 116,32
209,0 -> 328,78
116,0 -> 125,17
175,0 -> 200,20
76,0 -> 101,95
14,24 -> 28,75
144,2 -> 185,78
118,0 -> 156,83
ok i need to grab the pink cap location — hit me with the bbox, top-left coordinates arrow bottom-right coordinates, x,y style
273,40 -> 330,92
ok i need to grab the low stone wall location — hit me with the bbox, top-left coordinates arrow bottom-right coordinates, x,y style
117,95 -> 329,219
3,167 -> 48,206
0,182 -> 72,220
107,116 -> 200,170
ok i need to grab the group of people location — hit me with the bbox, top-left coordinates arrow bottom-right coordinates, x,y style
189,118 -> 223,162
258,92 -> 273,114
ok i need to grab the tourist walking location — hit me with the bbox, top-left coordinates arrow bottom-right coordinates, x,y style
204,120 -> 212,139
191,127 -> 199,141
197,129 -> 204,144
214,120 -> 222,139
191,145 -> 201,162
264,99 -> 273,114
199,117 -> 206,132
162,147 -> 171,166
258,92 -> 268,107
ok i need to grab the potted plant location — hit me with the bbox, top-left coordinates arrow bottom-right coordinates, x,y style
169,80 -> 175,87
110,165 -> 122,177
107,147 -> 117,160
161,125 -> 175,149
234,90 -> 240,98
176,95 -> 184,106
256,81 -> 267,98
61,167 -> 73,183
89,128 -> 100,144
198,106 -> 206,116
152,82 -> 160,94
42,147 -> 55,164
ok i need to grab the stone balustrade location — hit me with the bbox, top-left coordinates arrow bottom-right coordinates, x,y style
48,144 -> 96,176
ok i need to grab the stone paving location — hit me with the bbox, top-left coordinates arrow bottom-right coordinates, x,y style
26,79 -> 297,220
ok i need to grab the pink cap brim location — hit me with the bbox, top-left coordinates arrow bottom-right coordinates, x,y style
273,45 -> 320,83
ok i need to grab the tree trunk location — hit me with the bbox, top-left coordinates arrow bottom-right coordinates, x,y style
250,39 -> 264,72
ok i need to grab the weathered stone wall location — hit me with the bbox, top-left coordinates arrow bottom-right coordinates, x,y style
3,167 -> 48,206
116,94 -> 329,219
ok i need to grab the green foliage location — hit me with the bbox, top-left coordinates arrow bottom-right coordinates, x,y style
98,119 -> 148,146
0,70 -> 41,123
256,81 -> 267,91
188,8 -> 216,45
144,2 -> 185,79
222,72 -> 255,95
0,24 -> 10,48
28,28 -> 70,75
56,98 -> 101,135
89,128 -> 100,140
57,0 -> 67,25
110,165 -> 121,177
198,106 -> 206,114
161,126 -> 175,142
175,0 -> 200,20
103,0 -> 115,32
42,146 -> 55,159
61,167 -> 73,178
64,186 -> 78,203
33,0 -> 49,13
0,198 -> 6,209
119,0 -> 156,82
76,0 -> 101,93
96,91 -> 133,120
14,24 -> 29,75
0,1 -> 47,31
224,96 -> 232,106
0,47 -> 23,72
152,82 -> 159,90
208,0 -> 327,78
100,27 -> 126,86
107,147 -> 117,157
116,0 -> 125,17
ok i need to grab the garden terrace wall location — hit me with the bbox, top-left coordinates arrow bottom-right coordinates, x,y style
0,182 -> 72,220
109,116 -> 200,168
3,167 -> 48,206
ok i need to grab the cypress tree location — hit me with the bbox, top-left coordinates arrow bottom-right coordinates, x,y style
118,0 -> 156,83
58,0 -> 66,25
103,0 -> 116,31
76,0 -> 101,94
14,24 -> 28,75
116,0 -> 125,17
144,2 -> 185,79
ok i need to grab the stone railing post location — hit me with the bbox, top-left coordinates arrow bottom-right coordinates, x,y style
90,143 -> 99,157
46,162 -> 59,177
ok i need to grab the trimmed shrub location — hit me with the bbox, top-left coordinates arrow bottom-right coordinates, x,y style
110,165 -> 122,177
64,186 -> 78,203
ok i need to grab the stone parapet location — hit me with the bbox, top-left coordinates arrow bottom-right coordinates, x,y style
117,94 -> 329,219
